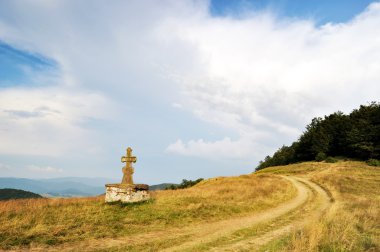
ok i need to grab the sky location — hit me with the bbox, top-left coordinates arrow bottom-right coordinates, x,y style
0,0 -> 379,184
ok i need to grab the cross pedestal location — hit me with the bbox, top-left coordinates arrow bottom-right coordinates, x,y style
105,147 -> 150,203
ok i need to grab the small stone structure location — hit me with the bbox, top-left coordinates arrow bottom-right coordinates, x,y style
105,184 -> 150,203
105,147 -> 150,203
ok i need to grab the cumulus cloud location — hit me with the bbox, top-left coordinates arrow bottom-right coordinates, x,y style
0,0 -> 379,167
166,138 -> 257,159
164,2 -> 380,158
27,165 -> 63,173
0,87 -> 111,156
0,0 -> 206,158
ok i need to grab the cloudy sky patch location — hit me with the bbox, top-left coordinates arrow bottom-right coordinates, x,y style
0,0 -> 379,183
27,165 -> 63,173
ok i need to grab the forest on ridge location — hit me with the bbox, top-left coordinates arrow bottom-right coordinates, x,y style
257,102 -> 380,170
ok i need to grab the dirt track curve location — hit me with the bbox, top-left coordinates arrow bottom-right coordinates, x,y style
25,175 -> 332,252
209,176 -> 333,251
163,176 -> 332,252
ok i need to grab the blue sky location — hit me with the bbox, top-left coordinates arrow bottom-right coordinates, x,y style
0,0 -> 379,184
0,41 -> 56,87
1,1 -> 375,87
210,0 -> 374,24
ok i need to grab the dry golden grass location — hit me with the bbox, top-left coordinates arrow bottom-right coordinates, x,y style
0,173 -> 295,250
3,161 -> 375,251
259,161 -> 380,251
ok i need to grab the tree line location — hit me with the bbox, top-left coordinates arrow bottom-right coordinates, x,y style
256,102 -> 380,170
165,178 -> 204,190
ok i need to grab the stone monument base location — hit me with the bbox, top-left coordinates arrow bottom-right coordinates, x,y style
105,184 -> 150,203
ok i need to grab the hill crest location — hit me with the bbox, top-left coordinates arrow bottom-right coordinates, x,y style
0,188 -> 42,200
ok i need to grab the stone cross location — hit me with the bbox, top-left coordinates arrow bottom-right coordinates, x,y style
121,147 -> 137,185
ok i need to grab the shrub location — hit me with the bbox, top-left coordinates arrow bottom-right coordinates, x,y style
315,152 -> 327,162
325,157 -> 338,163
366,159 -> 380,167
165,178 -> 204,190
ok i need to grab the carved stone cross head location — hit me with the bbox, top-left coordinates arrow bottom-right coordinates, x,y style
121,147 -> 137,166
121,147 -> 137,185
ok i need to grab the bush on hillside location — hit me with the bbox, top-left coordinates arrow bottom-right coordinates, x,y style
325,157 -> 338,163
165,178 -> 204,190
366,159 -> 380,167
315,152 -> 327,162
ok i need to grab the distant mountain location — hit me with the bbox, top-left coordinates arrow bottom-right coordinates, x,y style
149,183 -> 178,191
0,188 -> 43,200
39,177 -> 118,188
0,177 -> 181,196
0,177 -> 114,197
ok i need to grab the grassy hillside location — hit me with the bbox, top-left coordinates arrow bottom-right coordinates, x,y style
257,161 -> 379,251
0,161 -> 378,251
0,174 -> 295,250
0,188 -> 42,200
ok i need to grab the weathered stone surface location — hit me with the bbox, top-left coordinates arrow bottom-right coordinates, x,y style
121,147 -> 136,185
105,184 -> 150,203
105,147 -> 150,203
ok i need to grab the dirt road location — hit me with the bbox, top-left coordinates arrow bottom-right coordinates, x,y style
209,177 -> 333,251
26,175 -> 332,251
163,176 -> 332,252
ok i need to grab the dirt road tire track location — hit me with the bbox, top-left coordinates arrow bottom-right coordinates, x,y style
163,176 -> 332,252
21,176 -> 332,252
210,176 -> 333,252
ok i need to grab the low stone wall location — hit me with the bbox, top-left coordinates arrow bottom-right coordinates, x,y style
105,184 -> 150,203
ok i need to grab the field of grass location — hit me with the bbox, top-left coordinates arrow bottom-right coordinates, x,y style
257,161 -> 380,251
0,174 -> 295,250
1,161 -> 378,251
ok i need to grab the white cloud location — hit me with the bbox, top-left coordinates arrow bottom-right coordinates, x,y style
27,165 -> 63,173
166,137 -> 259,159
163,2 -> 380,158
0,0 -> 379,166
0,87 -> 112,156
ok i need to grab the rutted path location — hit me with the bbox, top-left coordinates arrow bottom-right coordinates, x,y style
208,177 -> 333,252
162,176 -> 332,252
26,176 -> 332,251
